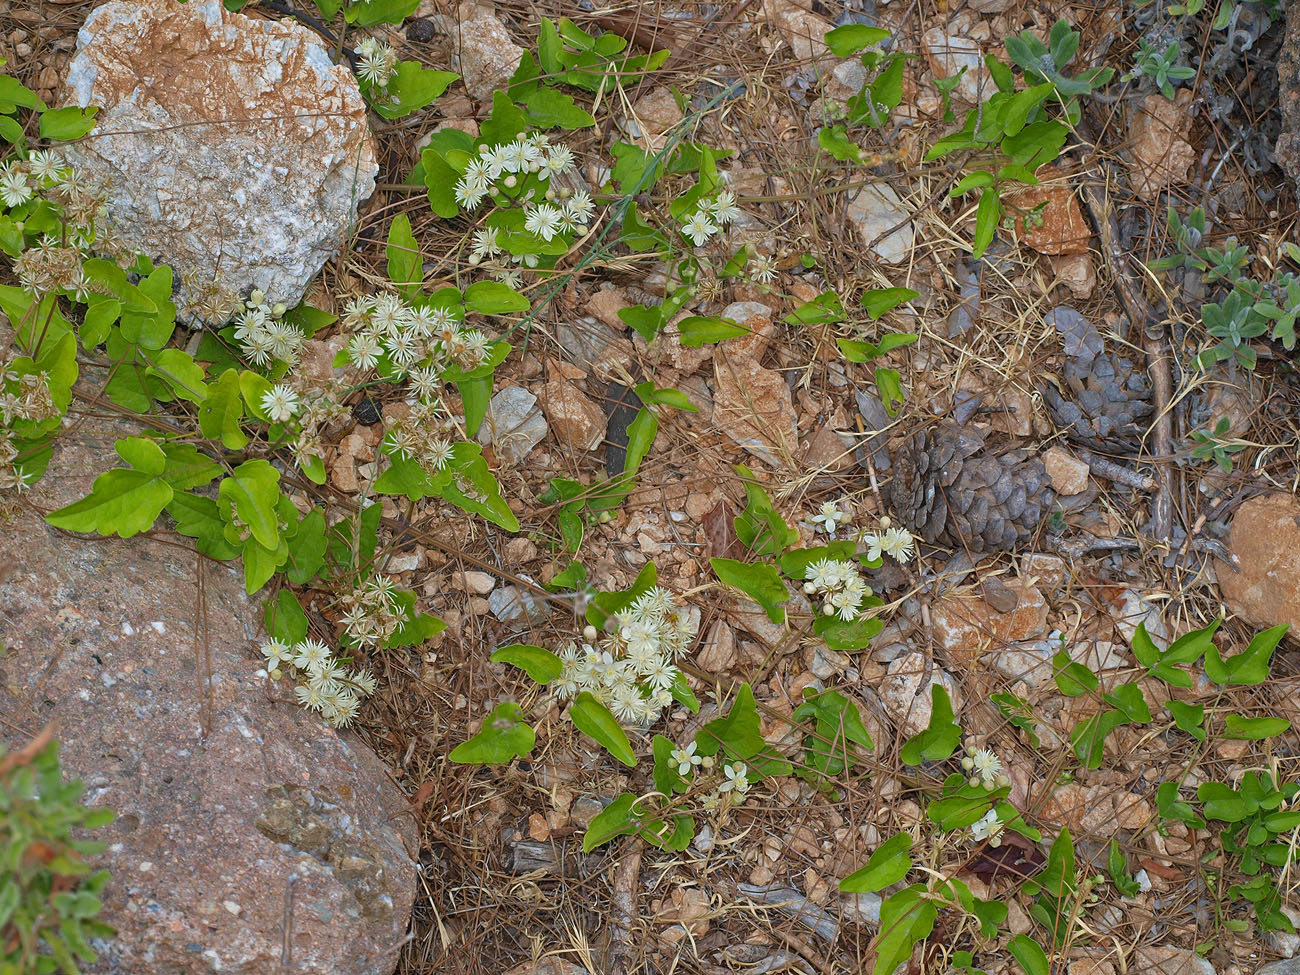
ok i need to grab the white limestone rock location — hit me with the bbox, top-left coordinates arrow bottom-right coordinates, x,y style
62,0 -> 377,322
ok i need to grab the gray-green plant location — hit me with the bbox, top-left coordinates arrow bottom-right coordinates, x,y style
1,735 -> 114,974
1122,39 -> 1195,98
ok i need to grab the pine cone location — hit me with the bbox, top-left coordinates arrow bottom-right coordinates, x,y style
1040,352 -> 1153,453
885,424 -> 1055,552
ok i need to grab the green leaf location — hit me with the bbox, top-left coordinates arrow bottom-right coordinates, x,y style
972,186 -> 1000,258
1052,651 -> 1098,696
899,685 -> 962,764
710,558 -> 787,624
678,315 -> 746,346
818,125 -> 863,162
422,147 -> 460,218
1104,682 -> 1151,724
1205,624 -> 1288,686
1107,838 -> 1141,897
733,464 -> 799,556
373,454 -> 447,501
437,442 -> 519,531
198,369 -> 248,449
836,332 -> 918,362
46,437 -> 173,538
372,62 -> 458,120
449,701 -> 535,764
783,290 -> 845,326
875,366 -> 904,417
166,492 -> 239,559
344,0 -> 418,26
652,734 -> 691,796
570,691 -> 637,766
634,381 -> 698,413
145,348 -> 207,404
1223,714 -> 1291,740
285,507 -> 327,584
219,459 -> 281,550
1198,782 -> 1249,822
516,85 -> 596,128
873,886 -> 938,975
814,609 -> 884,651
386,213 -> 421,297
1165,700 -> 1206,740
464,280 -> 530,314
695,683 -> 765,761
861,287 -> 920,319
824,24 -> 889,56
263,589 -> 309,645
1070,709 -> 1127,769
0,75 -> 37,109
840,832 -> 912,893
39,105 -> 97,141
582,793 -> 639,851
480,89 -> 528,144
492,644 -> 563,683
1007,934 -> 1050,975
315,0 -> 344,16
669,671 -> 700,713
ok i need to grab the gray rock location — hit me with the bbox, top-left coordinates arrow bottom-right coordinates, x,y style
1258,960 -> 1300,975
845,183 -> 914,264
0,433 -> 416,975
476,385 -> 548,462
62,0 -> 377,323
489,585 -> 551,624
839,891 -> 882,926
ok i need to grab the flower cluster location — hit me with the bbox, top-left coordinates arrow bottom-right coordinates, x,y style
803,558 -> 873,622
0,351 -> 61,519
336,573 -> 412,649
355,37 -> 399,88
552,586 -> 698,725
665,741 -> 752,812
260,636 -> 377,728
454,134 -> 582,215
960,744 -> 1009,791
679,190 -> 742,247
232,290 -> 304,367
342,291 -> 490,376
863,519 -> 915,563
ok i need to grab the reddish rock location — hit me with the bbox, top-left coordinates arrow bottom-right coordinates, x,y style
1216,493 -> 1300,636
1004,167 -> 1091,255
1043,446 -> 1090,496
539,379 -> 606,451
713,356 -> 798,467
930,580 -> 1049,668
0,434 -> 416,975
1129,92 -> 1196,201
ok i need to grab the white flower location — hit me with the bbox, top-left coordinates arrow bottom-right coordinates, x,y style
810,500 -> 849,538
711,190 -> 741,225
293,639 -> 331,673
347,332 -> 382,370
471,227 -> 501,260
881,526 -> 914,563
27,150 -> 62,182
524,203 -> 564,242
357,47 -> 395,86
720,762 -> 750,795
969,809 -> 1004,846
0,171 -> 31,208
670,742 -> 702,777
261,384 -> 301,422
543,144 -> 575,178
261,639 -> 291,667
644,658 -> 677,691
454,175 -> 486,209
610,687 -> 642,723
962,746 -> 1003,788
424,438 -> 454,471
750,254 -> 777,285
681,208 -> 718,247
565,189 -> 595,223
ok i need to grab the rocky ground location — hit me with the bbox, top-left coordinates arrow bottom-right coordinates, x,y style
3,0 -> 1300,974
